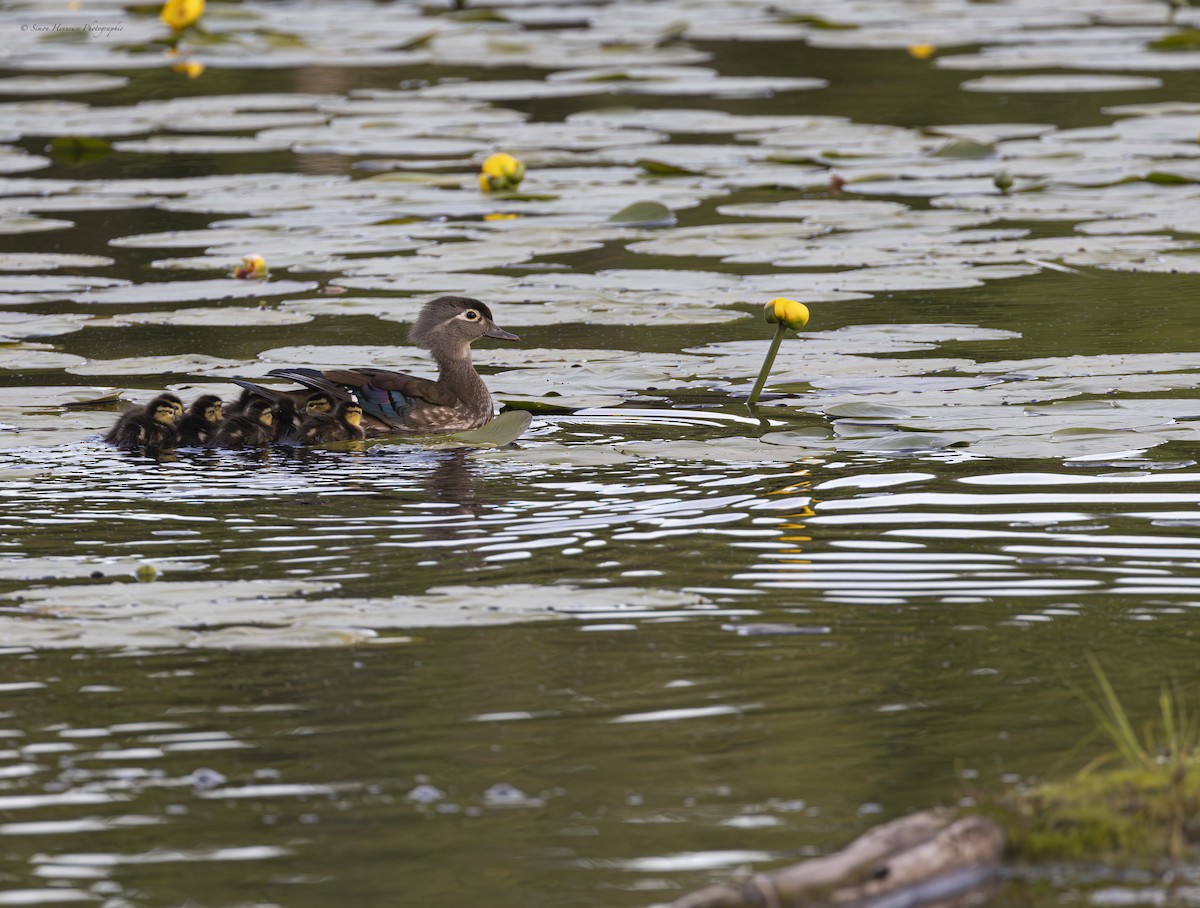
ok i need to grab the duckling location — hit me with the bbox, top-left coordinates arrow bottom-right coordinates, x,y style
103,393 -> 181,450
266,295 -> 519,436
297,399 -> 367,445
175,395 -> 224,447
207,398 -> 275,449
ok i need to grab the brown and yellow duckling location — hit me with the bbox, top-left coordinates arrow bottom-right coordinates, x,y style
175,394 -> 224,447
228,380 -> 336,444
103,393 -> 182,451
297,398 -> 366,445
207,398 -> 275,449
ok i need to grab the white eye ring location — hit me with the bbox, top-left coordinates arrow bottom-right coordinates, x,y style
463,310 -> 480,321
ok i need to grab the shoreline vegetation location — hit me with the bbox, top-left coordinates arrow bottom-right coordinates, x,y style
667,659 -> 1199,908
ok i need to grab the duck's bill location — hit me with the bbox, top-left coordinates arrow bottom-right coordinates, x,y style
485,325 -> 520,341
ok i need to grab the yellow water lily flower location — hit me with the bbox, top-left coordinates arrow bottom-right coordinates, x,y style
479,153 -> 526,192
748,298 -> 811,407
161,0 -> 205,32
231,254 -> 269,280
763,297 -> 810,331
908,43 -> 936,60
171,59 -> 206,79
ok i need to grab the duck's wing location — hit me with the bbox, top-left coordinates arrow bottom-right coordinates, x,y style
266,367 -> 461,426
229,379 -> 307,409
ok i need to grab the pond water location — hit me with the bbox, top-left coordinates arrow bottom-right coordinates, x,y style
3,0 -> 1200,905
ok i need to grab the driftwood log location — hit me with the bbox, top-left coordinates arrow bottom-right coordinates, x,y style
665,809 -> 1005,908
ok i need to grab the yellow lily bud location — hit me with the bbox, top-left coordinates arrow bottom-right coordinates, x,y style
171,59 -> 206,79
763,297 -> 810,331
162,0 -> 204,31
908,43 -> 936,60
479,153 -> 526,192
231,254 -> 269,280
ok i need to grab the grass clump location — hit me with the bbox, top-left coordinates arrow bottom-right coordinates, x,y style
984,654 -> 1200,865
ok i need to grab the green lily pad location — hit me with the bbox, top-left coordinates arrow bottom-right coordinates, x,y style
447,410 -> 533,446
609,200 -> 676,226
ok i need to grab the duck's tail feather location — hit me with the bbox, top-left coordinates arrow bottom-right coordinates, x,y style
264,368 -> 358,403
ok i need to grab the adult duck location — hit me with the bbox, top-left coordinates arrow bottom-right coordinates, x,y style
266,296 -> 518,437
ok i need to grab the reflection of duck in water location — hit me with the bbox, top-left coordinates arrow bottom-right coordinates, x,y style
207,398 -> 274,449
104,393 -> 182,450
265,296 -> 519,437
297,399 -> 366,445
176,395 -> 224,446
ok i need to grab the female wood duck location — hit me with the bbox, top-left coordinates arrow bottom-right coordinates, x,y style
265,296 -> 519,437
176,395 -> 224,447
297,399 -> 366,445
207,398 -> 274,449
104,393 -> 181,450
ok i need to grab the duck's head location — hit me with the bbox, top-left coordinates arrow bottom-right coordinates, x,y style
189,394 -> 224,424
156,388 -> 183,417
339,400 -> 364,428
150,394 -> 184,423
245,398 -> 274,427
305,392 -> 334,414
409,296 -> 519,356
151,402 -> 178,425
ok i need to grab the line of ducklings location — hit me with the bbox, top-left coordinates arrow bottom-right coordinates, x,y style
104,384 -> 365,452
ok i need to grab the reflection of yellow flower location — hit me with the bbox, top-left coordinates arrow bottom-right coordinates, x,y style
171,59 -> 205,79
908,43 -> 936,60
161,0 -> 205,31
763,297 -> 810,331
479,153 -> 525,192
231,254 -> 269,280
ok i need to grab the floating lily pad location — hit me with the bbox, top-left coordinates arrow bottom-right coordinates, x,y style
0,313 -> 90,338
0,148 -> 49,174
447,410 -> 533,446
86,308 -> 314,328
67,354 -> 251,377
0,216 -> 72,234
961,75 -> 1164,93
0,348 -> 86,370
73,279 -> 318,305
0,74 -> 129,95
0,253 -> 113,271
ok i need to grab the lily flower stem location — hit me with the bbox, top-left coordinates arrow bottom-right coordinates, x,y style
747,322 -> 787,406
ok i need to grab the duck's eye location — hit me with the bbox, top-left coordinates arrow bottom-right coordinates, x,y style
463,310 -> 480,321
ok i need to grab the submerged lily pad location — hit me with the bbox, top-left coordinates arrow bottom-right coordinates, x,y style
607,200 -> 676,227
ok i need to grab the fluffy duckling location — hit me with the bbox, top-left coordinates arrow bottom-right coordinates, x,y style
266,295 -> 518,436
104,393 -> 181,450
207,398 -> 275,449
176,395 -> 224,447
297,399 -> 366,445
